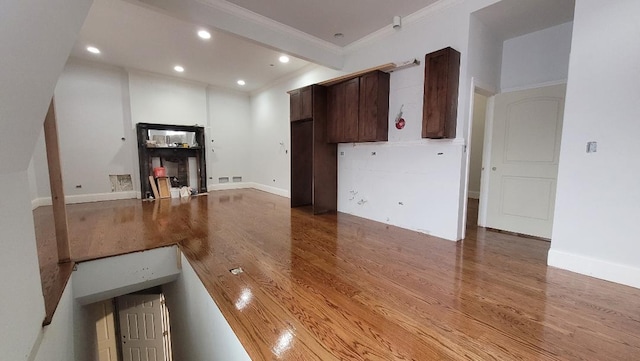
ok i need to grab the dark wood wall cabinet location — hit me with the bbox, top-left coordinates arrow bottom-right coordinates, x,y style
289,85 -> 337,214
327,70 -> 390,143
136,123 -> 207,198
422,47 -> 460,139
289,86 -> 313,122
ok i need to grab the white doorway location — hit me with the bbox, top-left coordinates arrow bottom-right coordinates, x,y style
465,90 -> 490,229
88,299 -> 120,361
117,293 -> 173,361
483,84 -> 566,238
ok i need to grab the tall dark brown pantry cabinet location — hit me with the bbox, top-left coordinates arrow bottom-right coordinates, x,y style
288,85 -> 337,214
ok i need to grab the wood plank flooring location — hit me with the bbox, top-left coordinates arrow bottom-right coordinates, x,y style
34,190 -> 640,359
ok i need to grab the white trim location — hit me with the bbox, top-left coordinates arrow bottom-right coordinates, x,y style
500,79 -> 567,94
31,191 -> 139,209
207,182 -> 253,192
248,182 -> 289,198
66,191 -> 138,204
32,198 -> 50,210
207,182 -> 290,198
548,249 -> 640,289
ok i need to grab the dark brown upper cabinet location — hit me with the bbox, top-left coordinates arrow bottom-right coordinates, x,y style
422,47 -> 460,139
327,70 -> 389,143
289,86 -> 313,121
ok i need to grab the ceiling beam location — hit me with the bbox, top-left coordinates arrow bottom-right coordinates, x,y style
134,0 -> 344,70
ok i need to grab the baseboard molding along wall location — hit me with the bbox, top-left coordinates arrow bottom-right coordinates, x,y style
548,249 -> 640,289
31,183 -> 290,210
32,191 -> 139,209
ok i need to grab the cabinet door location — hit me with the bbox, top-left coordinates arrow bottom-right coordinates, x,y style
300,86 -> 313,120
358,71 -> 389,142
290,120 -> 313,207
327,83 -> 342,143
289,89 -> 301,121
422,47 -> 460,138
343,77 -> 360,142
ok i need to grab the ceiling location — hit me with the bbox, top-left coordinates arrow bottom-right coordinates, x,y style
473,0 -> 575,41
70,0 -> 576,92
220,0 -> 441,46
70,0 -> 310,92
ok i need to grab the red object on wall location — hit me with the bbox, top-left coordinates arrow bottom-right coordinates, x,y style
153,167 -> 166,178
395,118 -> 405,129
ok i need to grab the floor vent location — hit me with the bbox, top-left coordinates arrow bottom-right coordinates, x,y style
229,267 -> 244,275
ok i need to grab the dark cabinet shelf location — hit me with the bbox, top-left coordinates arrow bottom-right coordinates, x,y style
289,85 -> 337,214
422,47 -> 460,139
327,70 -> 389,143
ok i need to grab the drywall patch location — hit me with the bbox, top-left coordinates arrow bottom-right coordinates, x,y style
109,174 -> 133,192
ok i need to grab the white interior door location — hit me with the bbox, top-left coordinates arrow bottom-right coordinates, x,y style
89,299 -> 119,361
485,84 -> 565,238
118,294 -> 165,361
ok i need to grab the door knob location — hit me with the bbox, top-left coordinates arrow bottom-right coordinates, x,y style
492,167 -> 497,171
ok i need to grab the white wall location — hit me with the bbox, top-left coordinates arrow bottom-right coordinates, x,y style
163,255 -> 251,361
0,172 -> 47,359
207,86 -> 252,190
501,22 -> 573,92
0,0 -> 92,358
33,278 -> 75,361
54,61 -> 137,199
73,246 -> 180,305
467,16 -> 503,95
549,0 -> 640,288
30,62 -> 254,203
129,71 -> 207,127
249,66 -> 341,197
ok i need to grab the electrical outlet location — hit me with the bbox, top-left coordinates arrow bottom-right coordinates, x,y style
586,141 -> 597,153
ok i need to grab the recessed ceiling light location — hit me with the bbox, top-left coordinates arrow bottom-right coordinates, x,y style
279,55 -> 290,63
197,30 -> 211,39
237,80 -> 246,86
86,46 -> 101,54
174,65 -> 184,72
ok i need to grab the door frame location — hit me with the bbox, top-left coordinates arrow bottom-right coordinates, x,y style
460,78 -> 495,239
463,79 -> 568,239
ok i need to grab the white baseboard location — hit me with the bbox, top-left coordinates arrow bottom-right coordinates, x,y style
207,182 -> 252,192
207,182 -> 289,198
548,249 -> 640,289
31,191 -> 139,209
467,191 -> 480,199
31,183 -> 291,209
248,182 -> 289,198
32,198 -> 50,210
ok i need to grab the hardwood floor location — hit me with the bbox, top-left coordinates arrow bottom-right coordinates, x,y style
34,190 -> 640,359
